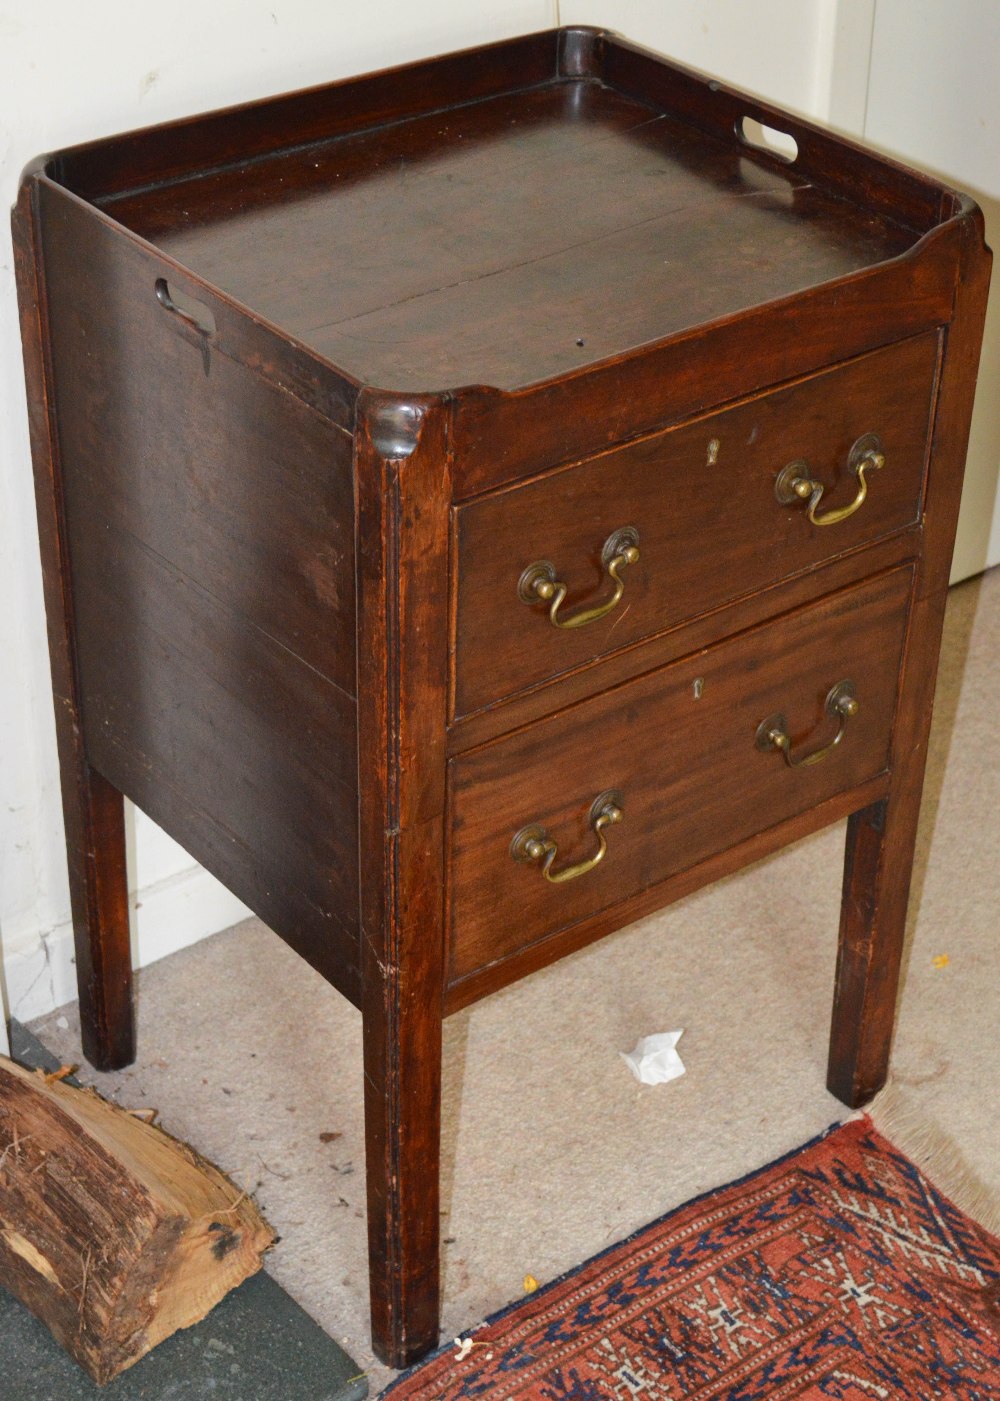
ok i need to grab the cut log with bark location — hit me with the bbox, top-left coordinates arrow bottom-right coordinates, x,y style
0,1055 -> 275,1384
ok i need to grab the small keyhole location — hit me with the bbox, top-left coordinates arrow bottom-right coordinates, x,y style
706,439 -> 720,467
693,677 -> 704,699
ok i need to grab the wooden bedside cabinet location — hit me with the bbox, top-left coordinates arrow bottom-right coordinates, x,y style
13,27 -> 990,1366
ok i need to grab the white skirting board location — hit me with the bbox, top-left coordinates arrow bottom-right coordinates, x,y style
4,868 -> 251,1028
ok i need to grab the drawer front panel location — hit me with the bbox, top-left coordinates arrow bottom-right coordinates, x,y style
448,568 -> 912,983
454,333 -> 937,717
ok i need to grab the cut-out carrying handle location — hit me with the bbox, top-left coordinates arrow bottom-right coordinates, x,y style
155,278 -> 217,336
155,278 -> 216,373
737,115 -> 798,163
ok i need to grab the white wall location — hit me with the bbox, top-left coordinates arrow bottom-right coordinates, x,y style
860,0 -> 1000,581
0,0 -> 554,1051
561,0 -> 853,118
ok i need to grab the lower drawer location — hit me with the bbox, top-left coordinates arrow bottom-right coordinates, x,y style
447,567 -> 912,984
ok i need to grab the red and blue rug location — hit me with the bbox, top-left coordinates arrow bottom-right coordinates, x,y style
382,1117 -> 1000,1399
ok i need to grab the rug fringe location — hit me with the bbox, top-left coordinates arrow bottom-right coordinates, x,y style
859,1080 -> 1000,1239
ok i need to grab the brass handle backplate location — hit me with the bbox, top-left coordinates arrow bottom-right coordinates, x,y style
756,680 -> 859,768
518,528 -> 639,629
775,433 -> 885,527
511,790 -> 623,884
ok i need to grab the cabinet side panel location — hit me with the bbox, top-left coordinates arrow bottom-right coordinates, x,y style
38,182 -> 356,696
37,184 -> 360,1002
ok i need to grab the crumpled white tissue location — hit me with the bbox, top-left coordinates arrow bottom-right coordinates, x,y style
620,1031 -> 686,1085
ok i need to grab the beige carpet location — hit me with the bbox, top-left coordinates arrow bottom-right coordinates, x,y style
31,566 -> 1000,1394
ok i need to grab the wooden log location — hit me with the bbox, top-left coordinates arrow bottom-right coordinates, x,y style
0,1056 -> 275,1384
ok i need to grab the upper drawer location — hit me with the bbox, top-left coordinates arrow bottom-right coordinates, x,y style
453,332 -> 938,717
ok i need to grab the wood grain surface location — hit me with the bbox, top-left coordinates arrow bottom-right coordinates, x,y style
31,178 -> 362,1002
12,183 -> 136,1073
455,333 -> 938,715
355,396 -> 453,1367
828,208 -> 993,1107
449,567 -> 913,983
0,1057 -> 274,1384
116,78 -> 917,393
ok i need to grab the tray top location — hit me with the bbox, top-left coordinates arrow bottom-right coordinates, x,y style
97,73 -> 919,394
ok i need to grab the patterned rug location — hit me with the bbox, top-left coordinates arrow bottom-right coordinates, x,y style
382,1118 -> 1000,1399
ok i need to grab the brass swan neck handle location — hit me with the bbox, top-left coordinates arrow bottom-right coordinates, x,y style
519,528 -> 639,630
775,434 -> 885,528
756,681 -> 859,768
511,791 -> 624,884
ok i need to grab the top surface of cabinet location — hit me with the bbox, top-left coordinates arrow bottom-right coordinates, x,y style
40,27 -> 960,395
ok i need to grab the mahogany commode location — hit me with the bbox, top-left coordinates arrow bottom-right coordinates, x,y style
13,26 -> 990,1367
